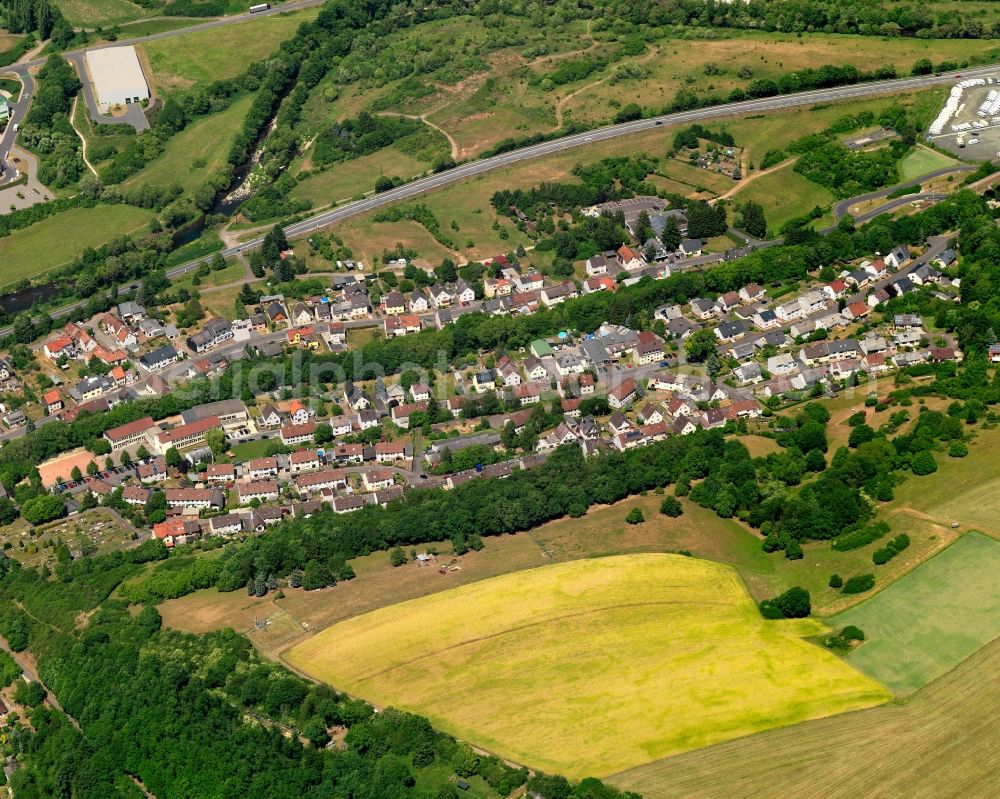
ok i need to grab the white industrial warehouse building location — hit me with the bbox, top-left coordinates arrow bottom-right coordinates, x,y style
84,46 -> 150,111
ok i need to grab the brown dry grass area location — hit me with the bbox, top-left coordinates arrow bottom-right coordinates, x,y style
159,532 -> 549,659
611,636 -> 1000,799
824,396 -> 951,454
334,217 -> 459,267
526,494 -> 769,574
740,434 -> 782,458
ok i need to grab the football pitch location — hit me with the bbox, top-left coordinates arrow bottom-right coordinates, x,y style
285,554 -> 888,778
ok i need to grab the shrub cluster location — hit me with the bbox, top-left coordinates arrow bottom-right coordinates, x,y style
873,533 -> 910,565
841,574 -> 876,594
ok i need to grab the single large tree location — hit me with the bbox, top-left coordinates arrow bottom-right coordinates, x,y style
738,200 -> 767,238
684,329 -> 718,363
205,429 -> 228,461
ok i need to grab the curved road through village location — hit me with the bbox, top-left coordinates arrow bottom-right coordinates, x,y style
2,23 -> 999,335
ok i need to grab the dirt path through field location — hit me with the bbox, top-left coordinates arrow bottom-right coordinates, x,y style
69,96 -> 99,177
714,157 -> 796,202
376,108 -> 459,160
553,45 -> 659,131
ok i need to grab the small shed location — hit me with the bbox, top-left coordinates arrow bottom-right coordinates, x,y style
529,339 -> 553,358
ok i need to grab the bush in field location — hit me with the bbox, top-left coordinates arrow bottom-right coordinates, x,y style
842,574 -> 876,594
659,496 -> 683,517
841,625 -> 865,641
873,533 -> 910,565
911,451 -> 937,476
625,508 -> 645,525
948,441 -> 968,458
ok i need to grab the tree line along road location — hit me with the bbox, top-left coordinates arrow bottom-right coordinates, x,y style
1,46 -> 996,337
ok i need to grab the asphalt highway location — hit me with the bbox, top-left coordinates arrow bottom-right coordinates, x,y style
1,29 -> 998,335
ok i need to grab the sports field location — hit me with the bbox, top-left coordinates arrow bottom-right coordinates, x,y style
285,554 -> 889,778
831,532 -> 1000,694
611,636 -> 1000,799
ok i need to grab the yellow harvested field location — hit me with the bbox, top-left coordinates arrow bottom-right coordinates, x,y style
611,637 -> 1000,799
285,554 -> 889,778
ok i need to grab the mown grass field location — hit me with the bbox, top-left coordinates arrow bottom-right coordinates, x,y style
831,532 -> 1000,694
141,6 -> 322,97
888,424 -> 1000,538
612,635 -> 1000,799
291,148 -> 434,208
898,146 -> 961,181
285,554 -> 889,779
0,204 -> 153,285
124,94 -> 254,193
731,164 -> 835,232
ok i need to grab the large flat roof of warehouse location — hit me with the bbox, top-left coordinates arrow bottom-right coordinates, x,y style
84,46 -> 149,102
